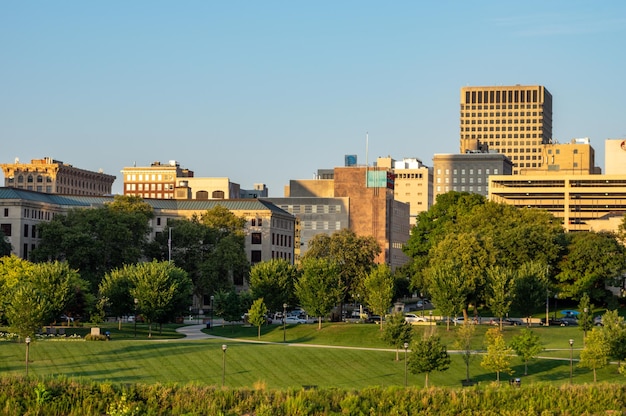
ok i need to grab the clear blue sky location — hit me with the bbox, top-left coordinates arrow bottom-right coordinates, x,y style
2,1 -> 625,196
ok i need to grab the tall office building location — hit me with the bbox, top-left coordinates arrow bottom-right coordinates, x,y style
460,85 -> 553,174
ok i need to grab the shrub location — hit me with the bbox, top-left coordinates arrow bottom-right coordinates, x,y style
85,334 -> 109,341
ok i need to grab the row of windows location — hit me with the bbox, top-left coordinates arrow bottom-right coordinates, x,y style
8,175 -> 108,191
271,251 -> 292,262
464,126 -> 540,132
463,119 -> 541,125
126,183 -> 175,191
125,174 -> 175,181
301,221 -> 342,231
463,134 -> 541,139
24,208 -> 51,220
462,111 -> 540,118
283,205 -> 342,214
461,104 -> 539,111
271,218 -> 293,230
464,89 -> 540,105
437,185 -> 487,193
23,224 -> 39,238
126,192 -> 175,199
437,177 -> 486,184
271,233 -> 292,247
437,168 -> 499,175
395,173 -> 424,179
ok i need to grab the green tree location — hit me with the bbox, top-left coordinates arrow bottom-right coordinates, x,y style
427,233 -> 489,319
513,261 -> 550,324
407,335 -> 451,387
579,327 -> 611,382
485,265 -> 516,330
363,263 -> 395,330
600,310 -> 626,366
249,259 -> 299,313
124,261 -> 192,337
427,262 -> 467,330
381,312 -> 413,361
302,228 -> 380,305
295,258 -> 342,330
5,283 -> 51,338
30,196 -> 153,288
248,298 -> 269,339
556,231 -> 626,304
481,327 -> 513,382
99,268 -> 136,330
454,322 -> 476,383
214,289 -> 244,328
510,328 -> 543,376
403,192 -> 486,292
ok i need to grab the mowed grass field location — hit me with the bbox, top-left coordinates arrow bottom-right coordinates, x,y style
1,321 -> 625,389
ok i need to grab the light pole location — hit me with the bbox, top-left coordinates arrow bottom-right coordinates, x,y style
134,298 -> 138,338
25,336 -> 31,377
168,226 -> 173,263
221,344 -> 227,387
403,342 -> 409,388
210,295 -> 214,331
429,310 -> 433,332
283,303 -> 287,343
569,339 -> 574,384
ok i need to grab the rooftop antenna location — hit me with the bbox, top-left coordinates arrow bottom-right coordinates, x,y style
365,132 -> 369,167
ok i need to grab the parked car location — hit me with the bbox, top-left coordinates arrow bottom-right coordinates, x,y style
285,316 -> 307,324
560,317 -> 578,326
594,315 -> 603,326
404,313 -> 427,324
490,318 -> 523,326
540,318 -> 563,326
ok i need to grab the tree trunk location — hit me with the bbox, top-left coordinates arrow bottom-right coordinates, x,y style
425,372 -> 430,388
395,348 -> 399,361
318,316 -> 322,330
524,360 -> 528,376
496,370 -> 500,382
257,325 -> 261,339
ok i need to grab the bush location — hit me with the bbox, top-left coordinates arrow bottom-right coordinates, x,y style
85,334 -> 108,341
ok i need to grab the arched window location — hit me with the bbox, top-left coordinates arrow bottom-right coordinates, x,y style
37,175 -> 43,183
212,190 -> 225,199
196,190 -> 209,200
27,175 -> 34,183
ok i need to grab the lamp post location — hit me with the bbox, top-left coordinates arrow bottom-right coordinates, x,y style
221,344 -> 227,387
168,226 -> 173,263
283,303 -> 287,343
429,310 -> 433,332
403,342 -> 409,388
569,339 -> 574,384
25,336 -> 31,377
210,295 -> 214,331
134,298 -> 138,338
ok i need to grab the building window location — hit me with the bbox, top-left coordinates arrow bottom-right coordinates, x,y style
251,250 -> 262,263
24,224 -> 29,237
3,208 -> 7,217
251,232 -> 262,245
0,223 -> 11,236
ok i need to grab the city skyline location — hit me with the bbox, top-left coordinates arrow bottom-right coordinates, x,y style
3,2 -> 626,196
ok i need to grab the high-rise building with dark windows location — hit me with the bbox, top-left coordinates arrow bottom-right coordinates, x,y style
460,85 -> 552,175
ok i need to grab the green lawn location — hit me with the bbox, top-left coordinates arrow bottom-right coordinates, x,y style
0,321 -> 623,389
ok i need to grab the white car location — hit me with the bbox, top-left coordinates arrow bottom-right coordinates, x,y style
285,316 -> 307,324
404,314 -> 427,324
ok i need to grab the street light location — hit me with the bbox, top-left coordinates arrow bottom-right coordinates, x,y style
210,295 -> 214,331
134,298 -> 138,338
283,303 -> 288,343
221,344 -> 227,387
25,336 -> 31,377
403,342 -> 409,387
569,339 -> 574,384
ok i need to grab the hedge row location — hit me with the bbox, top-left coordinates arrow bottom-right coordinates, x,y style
1,376 -> 625,415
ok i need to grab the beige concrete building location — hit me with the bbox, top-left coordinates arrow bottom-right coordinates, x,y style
605,139 -> 626,175
433,153 -> 513,200
460,85 -> 553,175
519,138 -> 601,175
488,174 -> 626,232
376,157 -> 433,225
173,177 -> 241,200
121,161 -> 193,199
1,157 -> 115,195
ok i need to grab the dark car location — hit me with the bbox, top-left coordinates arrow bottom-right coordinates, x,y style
504,318 -> 523,326
560,317 -> 578,326
540,318 -> 564,326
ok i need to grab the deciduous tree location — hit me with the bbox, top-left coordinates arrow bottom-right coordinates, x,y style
295,258 -> 342,329
510,329 -> 543,376
381,312 -> 413,361
407,335 -> 451,387
248,298 -> 269,339
485,265 -> 516,330
481,327 -> 513,382
579,327 -> 611,382
249,259 -> 299,313
363,263 -> 395,330
454,322 -> 476,383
